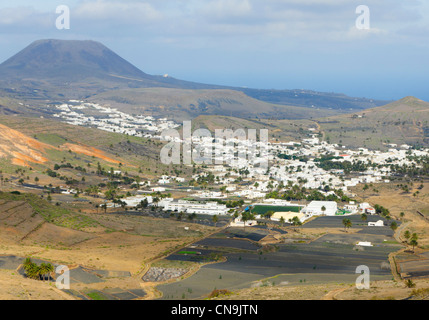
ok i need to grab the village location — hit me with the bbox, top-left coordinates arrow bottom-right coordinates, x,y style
53,101 -> 179,137
51,100 -> 429,228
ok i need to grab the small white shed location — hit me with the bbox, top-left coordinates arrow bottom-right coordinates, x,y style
368,220 -> 384,227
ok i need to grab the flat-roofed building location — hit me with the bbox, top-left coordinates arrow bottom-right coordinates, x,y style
302,201 -> 338,217
159,199 -> 228,215
368,220 -> 384,227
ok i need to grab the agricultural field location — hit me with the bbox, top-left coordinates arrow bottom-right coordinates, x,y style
208,180 -> 429,300
155,219 -> 401,300
0,190 -> 217,299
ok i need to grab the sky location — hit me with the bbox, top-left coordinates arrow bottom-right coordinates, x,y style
0,0 -> 429,101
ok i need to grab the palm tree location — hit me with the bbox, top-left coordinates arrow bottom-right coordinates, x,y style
39,263 -> 53,281
26,264 -> 41,280
264,210 -> 274,221
212,215 -> 218,227
23,257 -> 33,269
390,221 -> 398,231
361,213 -> 367,222
321,206 -> 326,215
39,263 -> 47,281
241,211 -> 254,232
45,263 -> 54,282
404,230 -> 411,242
410,238 -> 418,252
23,259 -> 40,280
153,197 -> 160,208
138,199 -> 149,211
342,218 -> 352,232
280,216 -> 285,227
291,216 -> 302,231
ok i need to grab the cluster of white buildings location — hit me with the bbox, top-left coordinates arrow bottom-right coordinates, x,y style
53,101 -> 179,137
52,100 -> 429,222
158,175 -> 186,185
266,136 -> 422,193
195,135 -> 429,201
53,101 -> 429,202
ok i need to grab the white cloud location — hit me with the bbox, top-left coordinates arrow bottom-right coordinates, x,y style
74,0 -> 162,23
199,0 -> 253,18
0,1 -> 427,47
0,6 -> 54,30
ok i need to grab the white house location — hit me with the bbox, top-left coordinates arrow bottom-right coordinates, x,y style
122,195 -> 153,207
344,204 -> 358,213
303,201 -> 338,216
359,202 -> 376,214
230,217 -> 257,227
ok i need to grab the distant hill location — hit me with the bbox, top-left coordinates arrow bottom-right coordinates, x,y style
0,39 -> 223,102
0,39 -> 148,81
240,88 -> 387,111
188,115 -> 316,142
318,96 -> 429,149
89,87 -> 342,121
0,39 -> 387,118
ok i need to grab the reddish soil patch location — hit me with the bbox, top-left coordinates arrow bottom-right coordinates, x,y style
61,143 -> 121,164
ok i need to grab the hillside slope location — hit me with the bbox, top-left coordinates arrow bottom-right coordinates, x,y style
318,96 -> 429,149
89,87 -> 342,121
0,120 -> 123,168
0,115 -> 174,182
189,115 -> 316,142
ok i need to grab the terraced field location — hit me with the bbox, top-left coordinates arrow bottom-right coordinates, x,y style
156,218 -> 402,300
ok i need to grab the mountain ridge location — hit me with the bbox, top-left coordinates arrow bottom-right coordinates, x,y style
0,39 -> 388,115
